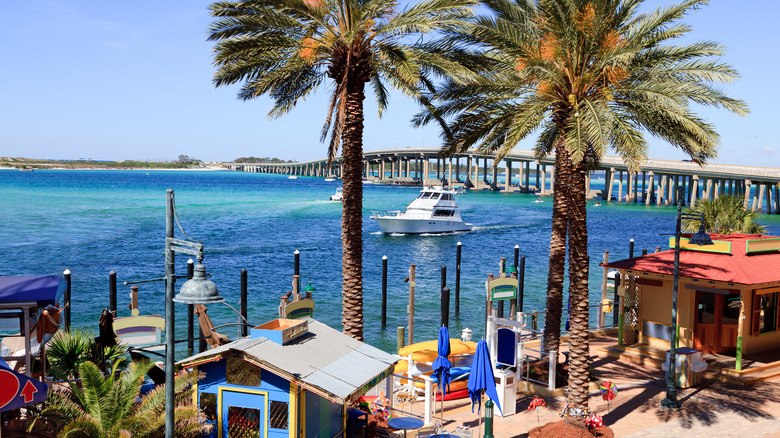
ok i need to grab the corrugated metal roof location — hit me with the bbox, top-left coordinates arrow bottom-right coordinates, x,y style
178,318 -> 397,402
604,234 -> 780,285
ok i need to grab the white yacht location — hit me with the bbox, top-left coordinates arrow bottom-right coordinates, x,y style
330,187 -> 343,202
370,186 -> 472,234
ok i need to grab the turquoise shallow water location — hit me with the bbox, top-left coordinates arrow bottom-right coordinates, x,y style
2,169 -> 779,356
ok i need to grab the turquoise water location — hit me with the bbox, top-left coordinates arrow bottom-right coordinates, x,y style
2,169 -> 779,355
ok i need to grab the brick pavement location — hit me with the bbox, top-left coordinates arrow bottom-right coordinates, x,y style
395,335 -> 780,437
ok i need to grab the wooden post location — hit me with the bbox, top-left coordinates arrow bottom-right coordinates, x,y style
600,251 -> 609,329
63,269 -> 71,331
381,256 -> 388,328
240,268 -> 248,338
109,270 -> 117,315
455,242 -> 462,317
408,264 -> 416,346
397,327 -> 405,352
187,260 -> 195,354
518,256 -> 526,313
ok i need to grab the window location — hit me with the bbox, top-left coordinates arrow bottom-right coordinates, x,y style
226,357 -> 262,387
433,209 -> 453,217
752,288 -> 780,335
200,393 -> 217,421
269,401 -> 289,430
228,406 -> 260,438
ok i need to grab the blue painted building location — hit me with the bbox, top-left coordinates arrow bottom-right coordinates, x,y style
178,318 -> 397,438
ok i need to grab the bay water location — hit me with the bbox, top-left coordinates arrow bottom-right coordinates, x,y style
2,169 -> 778,356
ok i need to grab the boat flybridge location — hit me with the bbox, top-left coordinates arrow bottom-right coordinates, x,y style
370,186 -> 472,234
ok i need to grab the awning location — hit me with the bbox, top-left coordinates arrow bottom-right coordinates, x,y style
0,275 -> 66,307
0,357 -> 48,412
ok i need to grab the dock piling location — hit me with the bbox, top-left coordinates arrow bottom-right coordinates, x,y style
408,264 -> 416,346
455,242 -> 461,318
187,259 -> 194,355
63,269 -> 71,331
381,256 -> 388,328
109,270 -> 117,315
240,268 -> 248,337
518,256 -> 526,313
441,286 -> 450,328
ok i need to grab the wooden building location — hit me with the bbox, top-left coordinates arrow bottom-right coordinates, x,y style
178,318 -> 397,438
604,234 -> 780,380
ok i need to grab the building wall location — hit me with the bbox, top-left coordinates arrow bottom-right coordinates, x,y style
743,286 -> 780,355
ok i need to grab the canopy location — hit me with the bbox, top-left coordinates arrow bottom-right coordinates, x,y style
0,358 -> 48,412
0,275 -> 66,307
467,340 -> 501,415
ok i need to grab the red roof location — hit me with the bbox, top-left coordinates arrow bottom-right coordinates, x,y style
604,234 -> 780,286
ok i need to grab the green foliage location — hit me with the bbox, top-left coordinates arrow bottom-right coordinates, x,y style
683,194 -> 766,235
47,329 -> 130,381
234,156 -> 292,163
42,361 -> 210,438
208,0 -> 476,161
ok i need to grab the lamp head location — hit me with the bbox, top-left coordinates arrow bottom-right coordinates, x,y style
174,263 -> 224,304
688,225 -> 714,246
304,281 -> 315,293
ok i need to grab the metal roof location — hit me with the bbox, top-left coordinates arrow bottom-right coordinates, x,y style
604,234 -> 780,286
178,318 -> 397,403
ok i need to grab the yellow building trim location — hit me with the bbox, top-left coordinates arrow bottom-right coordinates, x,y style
300,389 -> 306,438
217,386 -> 269,438
289,383 -> 298,438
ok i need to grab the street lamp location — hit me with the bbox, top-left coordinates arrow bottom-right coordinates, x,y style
164,189 -> 224,438
661,187 -> 712,410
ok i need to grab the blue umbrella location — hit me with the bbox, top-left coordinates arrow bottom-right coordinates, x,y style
432,326 -> 452,419
467,340 -> 502,416
432,327 -> 452,395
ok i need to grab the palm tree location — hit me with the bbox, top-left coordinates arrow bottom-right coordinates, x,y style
208,0 -> 475,340
42,361 -> 209,438
684,194 -> 766,235
418,0 -> 746,421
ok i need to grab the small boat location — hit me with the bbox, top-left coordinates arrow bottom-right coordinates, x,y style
330,187 -> 343,202
324,177 -> 336,182
279,276 -> 314,319
533,198 -> 544,203
362,179 -> 375,184
288,175 -> 299,180
370,186 -> 472,234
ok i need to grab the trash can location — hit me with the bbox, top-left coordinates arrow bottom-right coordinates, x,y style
494,369 -> 516,417
661,347 -> 707,388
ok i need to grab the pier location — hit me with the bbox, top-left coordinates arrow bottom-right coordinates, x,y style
226,147 -> 780,214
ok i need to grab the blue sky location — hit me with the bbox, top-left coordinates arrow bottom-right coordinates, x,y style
1,0 -> 776,166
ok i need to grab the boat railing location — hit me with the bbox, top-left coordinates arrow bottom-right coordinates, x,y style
370,210 -> 429,219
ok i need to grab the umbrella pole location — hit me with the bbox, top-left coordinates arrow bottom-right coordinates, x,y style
478,391 -> 484,438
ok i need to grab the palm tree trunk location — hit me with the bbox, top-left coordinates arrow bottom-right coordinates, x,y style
542,141 -> 571,357
566,160 -> 590,423
340,82 -> 366,341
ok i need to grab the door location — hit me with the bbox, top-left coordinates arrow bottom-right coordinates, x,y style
693,292 -> 739,354
219,387 -> 268,438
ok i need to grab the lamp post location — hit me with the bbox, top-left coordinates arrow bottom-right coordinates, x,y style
164,189 -> 224,438
661,187 -> 712,410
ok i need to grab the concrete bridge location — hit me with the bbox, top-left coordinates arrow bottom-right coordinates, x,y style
225,147 -> 780,214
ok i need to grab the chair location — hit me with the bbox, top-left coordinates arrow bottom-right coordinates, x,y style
452,426 -> 473,438
414,426 -> 437,438
376,427 -> 403,438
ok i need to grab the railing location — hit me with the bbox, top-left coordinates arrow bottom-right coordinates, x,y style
489,300 -> 619,392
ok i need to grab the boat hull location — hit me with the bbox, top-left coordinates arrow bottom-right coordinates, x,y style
372,217 -> 472,234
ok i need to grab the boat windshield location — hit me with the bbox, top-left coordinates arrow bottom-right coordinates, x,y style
433,209 -> 455,217
418,192 -> 438,199
441,193 -> 454,201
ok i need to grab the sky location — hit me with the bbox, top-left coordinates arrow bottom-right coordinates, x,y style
1,0 -> 778,166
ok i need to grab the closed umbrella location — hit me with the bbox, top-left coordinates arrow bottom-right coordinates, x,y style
432,326 -> 452,419
467,340 -> 501,435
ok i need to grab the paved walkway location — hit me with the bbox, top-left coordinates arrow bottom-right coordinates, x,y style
395,335 -> 780,437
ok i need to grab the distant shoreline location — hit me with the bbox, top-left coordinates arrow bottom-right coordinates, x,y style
1,157 -> 227,171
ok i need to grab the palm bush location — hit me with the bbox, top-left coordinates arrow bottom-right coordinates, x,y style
47,329 -> 129,381
42,360 -> 209,438
684,194 -> 766,235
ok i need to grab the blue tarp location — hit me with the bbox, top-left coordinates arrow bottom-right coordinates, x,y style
0,275 -> 65,307
0,357 -> 48,411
